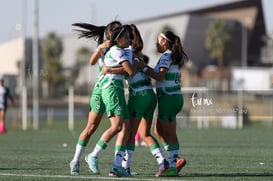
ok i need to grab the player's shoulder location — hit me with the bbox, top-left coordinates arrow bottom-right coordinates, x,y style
161,51 -> 172,59
111,45 -> 122,51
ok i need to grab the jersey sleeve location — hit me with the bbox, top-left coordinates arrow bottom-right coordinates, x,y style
158,52 -> 171,69
111,48 -> 129,65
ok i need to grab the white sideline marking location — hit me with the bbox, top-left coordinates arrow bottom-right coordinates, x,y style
0,173 -> 186,181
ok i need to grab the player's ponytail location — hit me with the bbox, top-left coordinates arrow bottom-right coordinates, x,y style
164,31 -> 189,68
72,20 -> 122,46
72,23 -> 106,45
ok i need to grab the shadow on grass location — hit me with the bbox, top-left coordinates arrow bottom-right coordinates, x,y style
184,173 -> 273,178
0,167 -> 54,171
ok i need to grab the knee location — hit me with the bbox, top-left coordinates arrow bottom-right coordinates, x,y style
110,124 -> 122,134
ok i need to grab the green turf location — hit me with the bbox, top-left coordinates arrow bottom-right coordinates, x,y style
0,120 -> 273,181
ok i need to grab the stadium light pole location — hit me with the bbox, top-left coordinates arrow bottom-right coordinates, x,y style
68,85 -> 74,131
32,0 -> 39,130
20,0 -> 28,131
238,23 -> 248,129
242,24 -> 248,68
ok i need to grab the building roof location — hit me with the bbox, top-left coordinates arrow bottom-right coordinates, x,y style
133,0 -> 266,66
134,0 -> 265,32
189,0 -> 266,65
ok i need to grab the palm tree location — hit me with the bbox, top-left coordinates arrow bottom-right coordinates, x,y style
70,46 -> 91,86
205,20 -> 231,69
41,32 -> 64,97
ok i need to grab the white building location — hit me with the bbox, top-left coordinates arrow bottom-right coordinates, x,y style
61,33 -> 99,85
0,0 -> 269,96
0,38 -> 24,74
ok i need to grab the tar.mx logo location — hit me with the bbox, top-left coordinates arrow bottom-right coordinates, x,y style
191,92 -> 213,108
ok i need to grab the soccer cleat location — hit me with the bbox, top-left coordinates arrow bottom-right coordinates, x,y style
140,141 -> 147,147
161,167 -> 178,177
69,160 -> 80,175
108,165 -> 131,177
85,154 -> 100,174
135,141 -> 141,147
176,157 -> 187,173
155,159 -> 169,177
125,167 -> 138,176
125,167 -> 131,175
108,165 -> 119,177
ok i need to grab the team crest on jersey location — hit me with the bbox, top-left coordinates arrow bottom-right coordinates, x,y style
96,104 -> 101,110
118,105 -> 123,111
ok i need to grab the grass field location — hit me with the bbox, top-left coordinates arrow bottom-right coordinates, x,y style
0,120 -> 273,181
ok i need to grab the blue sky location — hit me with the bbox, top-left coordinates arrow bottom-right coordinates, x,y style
1,0 -> 272,43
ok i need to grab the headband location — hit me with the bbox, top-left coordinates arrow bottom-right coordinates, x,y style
115,27 -> 126,40
159,33 -> 172,43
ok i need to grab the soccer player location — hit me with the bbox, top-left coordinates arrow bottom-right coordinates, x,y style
119,24 -> 169,177
95,26 -> 139,177
69,21 -> 122,175
139,31 -> 188,176
0,75 -> 15,134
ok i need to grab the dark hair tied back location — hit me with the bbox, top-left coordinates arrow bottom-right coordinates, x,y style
72,20 -> 121,46
164,31 -> 176,44
164,31 -> 189,68
72,23 -> 106,45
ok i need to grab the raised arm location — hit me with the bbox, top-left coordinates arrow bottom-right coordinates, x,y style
89,40 -> 110,65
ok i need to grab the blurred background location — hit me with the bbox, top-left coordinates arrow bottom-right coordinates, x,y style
0,0 -> 272,131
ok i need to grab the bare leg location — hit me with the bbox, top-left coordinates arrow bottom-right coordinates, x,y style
79,111 -> 103,142
138,118 -> 158,147
100,115 -> 123,143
